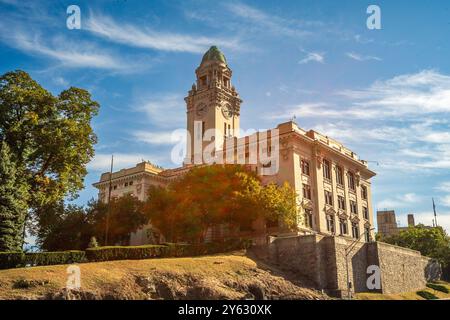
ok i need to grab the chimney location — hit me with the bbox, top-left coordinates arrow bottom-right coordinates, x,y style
407,214 -> 415,227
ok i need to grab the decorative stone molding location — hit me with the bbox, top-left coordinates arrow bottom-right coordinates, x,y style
338,210 -> 348,219
301,198 -> 313,210
355,170 -> 361,186
325,206 -> 336,216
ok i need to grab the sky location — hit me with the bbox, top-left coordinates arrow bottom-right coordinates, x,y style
1,0 -> 450,234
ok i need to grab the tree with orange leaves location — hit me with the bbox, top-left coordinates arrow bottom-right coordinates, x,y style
145,165 -> 299,243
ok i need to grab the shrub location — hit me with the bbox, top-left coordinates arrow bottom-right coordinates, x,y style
161,243 -> 191,257
416,290 -> 438,300
162,239 -> 252,257
85,245 -> 167,262
426,283 -> 450,293
25,251 -> 86,266
0,252 -> 25,269
0,238 -> 253,269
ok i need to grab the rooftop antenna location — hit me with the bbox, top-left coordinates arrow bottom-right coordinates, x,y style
432,198 -> 438,227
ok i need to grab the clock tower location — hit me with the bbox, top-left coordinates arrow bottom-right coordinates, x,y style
184,46 -> 242,164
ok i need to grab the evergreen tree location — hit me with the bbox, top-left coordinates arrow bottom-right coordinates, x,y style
0,141 -> 28,252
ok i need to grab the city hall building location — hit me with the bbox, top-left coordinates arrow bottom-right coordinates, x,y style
93,46 -> 376,245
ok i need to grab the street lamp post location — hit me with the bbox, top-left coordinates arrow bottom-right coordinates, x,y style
344,227 -> 375,300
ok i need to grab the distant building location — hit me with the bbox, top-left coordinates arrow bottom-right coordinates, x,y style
377,210 -> 399,237
377,211 -> 418,238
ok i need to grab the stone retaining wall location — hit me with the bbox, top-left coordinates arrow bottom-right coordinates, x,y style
250,234 -> 441,297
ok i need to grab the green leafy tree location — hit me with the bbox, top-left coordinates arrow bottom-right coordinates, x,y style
0,70 -> 99,248
0,141 -> 29,251
36,196 -> 148,249
90,195 -> 148,246
383,224 -> 450,278
35,201 -> 93,251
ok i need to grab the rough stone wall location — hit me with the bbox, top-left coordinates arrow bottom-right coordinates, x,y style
249,234 -> 438,297
373,242 -> 429,294
266,235 -> 323,287
327,236 -> 370,295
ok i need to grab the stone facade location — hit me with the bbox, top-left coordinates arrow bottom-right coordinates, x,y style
93,46 -> 376,245
250,234 -> 440,297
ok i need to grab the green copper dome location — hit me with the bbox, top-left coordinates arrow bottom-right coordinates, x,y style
201,46 -> 227,64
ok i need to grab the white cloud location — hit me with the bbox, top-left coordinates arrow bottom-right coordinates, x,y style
337,70 -> 450,117
53,76 -> 68,86
346,52 -> 381,62
224,2 -> 313,38
265,70 -> 450,173
135,94 -> 185,127
377,193 -> 421,210
85,12 -> 242,53
88,153 -> 164,172
133,130 -> 178,145
299,51 -> 325,64
353,34 -> 374,44
0,27 -> 136,71
441,195 -> 450,208
436,181 -> 450,192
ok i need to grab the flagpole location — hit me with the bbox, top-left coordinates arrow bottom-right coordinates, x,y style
432,198 -> 438,227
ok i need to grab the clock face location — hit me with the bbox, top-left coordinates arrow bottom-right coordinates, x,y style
221,104 -> 233,119
196,103 -> 207,117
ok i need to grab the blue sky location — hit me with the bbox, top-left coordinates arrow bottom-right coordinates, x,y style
1,0 -> 450,233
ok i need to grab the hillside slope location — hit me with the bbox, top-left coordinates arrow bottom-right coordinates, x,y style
0,252 -> 327,300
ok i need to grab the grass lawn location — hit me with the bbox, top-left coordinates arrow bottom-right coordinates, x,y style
356,281 -> 450,300
0,252 -> 325,300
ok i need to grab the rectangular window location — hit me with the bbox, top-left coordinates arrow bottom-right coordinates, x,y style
200,75 -> 207,87
202,121 -> 206,137
223,77 -> 229,87
365,227 -> 371,242
338,195 -> 346,210
129,181 -> 133,186
348,171 -> 356,191
224,122 -> 227,136
125,182 -> 128,187
352,222 -> 359,239
361,185 -> 368,200
339,219 -> 348,235
363,207 -> 369,220
301,159 -> 310,176
326,215 -> 335,233
304,209 -> 313,228
302,184 -> 311,200
325,190 -> 333,206
323,159 -> 331,181
336,166 -> 344,186
350,200 -> 358,214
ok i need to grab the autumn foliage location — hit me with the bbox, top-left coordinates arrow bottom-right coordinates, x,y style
144,165 -> 299,243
